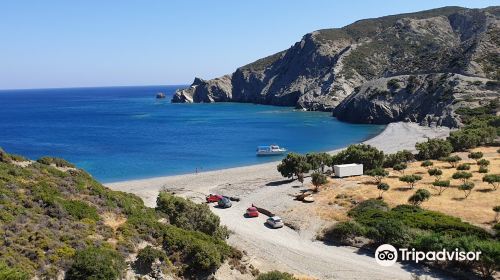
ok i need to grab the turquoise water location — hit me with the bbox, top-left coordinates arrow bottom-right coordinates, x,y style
0,86 -> 385,182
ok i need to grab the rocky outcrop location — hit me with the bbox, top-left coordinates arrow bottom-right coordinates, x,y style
171,75 -> 232,103
332,74 -> 499,127
172,6 -> 500,127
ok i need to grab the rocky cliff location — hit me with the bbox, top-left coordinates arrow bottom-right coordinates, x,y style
333,74 -> 499,127
172,6 -> 500,127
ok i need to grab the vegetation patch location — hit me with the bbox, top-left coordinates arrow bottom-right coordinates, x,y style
36,156 -> 75,168
0,148 -> 231,278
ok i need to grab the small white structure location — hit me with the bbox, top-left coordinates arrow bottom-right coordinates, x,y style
334,163 -> 363,178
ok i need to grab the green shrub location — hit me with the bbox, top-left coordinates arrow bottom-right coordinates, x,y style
36,156 -> 75,168
447,116 -> 497,151
456,100 -> 498,120
441,155 -> 461,167
367,218 -> 412,247
483,174 -> 500,190
0,262 -> 30,280
456,163 -> 470,171
452,171 -> 472,183
349,199 -> 389,217
365,167 -> 389,183
306,153 -> 331,173
32,181 -> 61,207
415,138 -> 453,160
448,130 -> 482,151
473,239 -> 500,278
377,182 -> 390,198
353,203 -> 490,239
478,166 -> 488,173
311,172 -> 328,191
393,163 -> 407,173
256,271 -> 296,280
408,189 -> 431,206
156,191 -> 228,239
331,144 -> 384,171
399,174 -> 422,189
477,159 -> 490,167
322,221 -> 366,244
8,154 -> 27,162
277,153 -> 311,180
432,180 -> 450,195
161,225 -> 230,271
0,148 -> 27,163
384,150 -> 415,168
421,160 -> 433,168
61,200 -> 100,221
66,246 -> 126,280
427,168 -> 443,180
134,246 -> 168,274
468,151 -> 483,161
0,149 -> 232,278
458,182 -> 475,199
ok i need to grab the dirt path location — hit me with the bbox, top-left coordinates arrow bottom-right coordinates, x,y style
211,181 -> 448,280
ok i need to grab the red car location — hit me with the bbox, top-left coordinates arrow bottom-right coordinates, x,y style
206,194 -> 223,203
246,206 -> 259,217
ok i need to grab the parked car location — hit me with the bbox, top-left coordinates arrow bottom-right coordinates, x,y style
266,216 -> 284,228
217,197 -> 232,208
206,194 -> 223,203
246,206 -> 259,217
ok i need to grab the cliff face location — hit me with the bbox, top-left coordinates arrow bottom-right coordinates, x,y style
333,74 -> 499,127
172,6 -> 500,127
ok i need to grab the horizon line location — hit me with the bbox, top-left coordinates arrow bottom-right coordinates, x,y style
0,83 -> 191,92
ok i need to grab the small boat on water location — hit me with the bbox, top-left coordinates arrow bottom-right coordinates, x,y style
256,145 -> 287,156
156,92 -> 166,99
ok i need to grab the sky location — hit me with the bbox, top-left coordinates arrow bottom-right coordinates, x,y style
0,0 -> 498,89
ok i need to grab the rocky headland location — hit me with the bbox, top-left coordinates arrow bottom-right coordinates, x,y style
172,6 -> 500,127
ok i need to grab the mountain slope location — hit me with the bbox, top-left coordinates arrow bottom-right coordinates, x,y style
172,6 -> 500,127
0,149 -> 231,279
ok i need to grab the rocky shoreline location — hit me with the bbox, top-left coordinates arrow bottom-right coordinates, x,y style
172,6 -> 499,127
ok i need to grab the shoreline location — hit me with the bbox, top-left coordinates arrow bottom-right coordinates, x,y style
106,122 -> 451,207
100,124 -> 385,184
106,121 -> 453,279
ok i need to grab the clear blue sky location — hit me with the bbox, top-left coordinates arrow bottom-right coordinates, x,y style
0,0 -> 498,89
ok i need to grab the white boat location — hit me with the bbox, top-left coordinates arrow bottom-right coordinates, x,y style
256,145 -> 287,156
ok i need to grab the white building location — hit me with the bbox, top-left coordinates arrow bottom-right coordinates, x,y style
333,163 -> 363,178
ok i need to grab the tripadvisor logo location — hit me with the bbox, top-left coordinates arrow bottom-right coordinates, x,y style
375,244 -> 398,266
375,244 -> 482,267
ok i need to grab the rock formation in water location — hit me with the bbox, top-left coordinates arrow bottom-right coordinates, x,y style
172,6 -> 500,127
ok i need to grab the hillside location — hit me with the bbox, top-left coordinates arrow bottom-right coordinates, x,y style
172,6 -> 500,127
0,149 -> 233,279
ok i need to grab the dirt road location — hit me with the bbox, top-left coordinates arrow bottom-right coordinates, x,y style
211,186 -> 447,280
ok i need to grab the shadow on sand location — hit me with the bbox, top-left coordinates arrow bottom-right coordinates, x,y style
266,178 -> 294,186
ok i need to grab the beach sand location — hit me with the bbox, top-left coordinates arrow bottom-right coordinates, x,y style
106,122 -> 451,207
106,122 -> 452,279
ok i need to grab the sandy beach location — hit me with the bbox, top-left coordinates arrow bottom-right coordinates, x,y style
106,122 -> 451,207
107,122 -> 453,279
106,122 -> 453,280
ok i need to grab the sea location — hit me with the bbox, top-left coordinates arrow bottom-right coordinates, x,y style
0,86 -> 385,182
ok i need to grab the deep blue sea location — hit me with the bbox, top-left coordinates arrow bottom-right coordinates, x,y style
0,86 -> 385,182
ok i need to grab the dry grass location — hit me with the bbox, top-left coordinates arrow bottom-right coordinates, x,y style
102,212 -> 127,231
294,275 -> 319,280
312,146 -> 500,229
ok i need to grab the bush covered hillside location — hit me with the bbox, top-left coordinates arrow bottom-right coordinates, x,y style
0,149 -> 231,279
